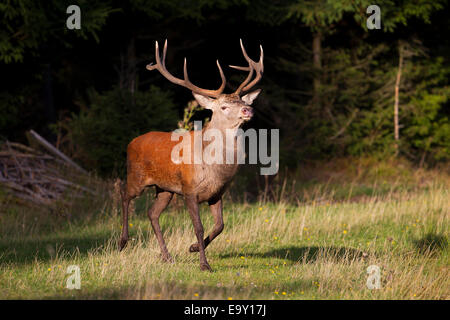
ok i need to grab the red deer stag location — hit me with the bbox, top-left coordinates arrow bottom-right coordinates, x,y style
119,39 -> 263,271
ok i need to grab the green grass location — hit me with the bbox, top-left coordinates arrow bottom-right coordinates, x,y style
0,161 -> 449,300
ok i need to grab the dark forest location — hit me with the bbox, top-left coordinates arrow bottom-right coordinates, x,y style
1,0 -> 448,176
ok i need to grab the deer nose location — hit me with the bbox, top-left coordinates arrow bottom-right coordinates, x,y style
241,107 -> 254,118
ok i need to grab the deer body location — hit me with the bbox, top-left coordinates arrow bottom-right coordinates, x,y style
126,127 -> 239,201
119,40 -> 263,271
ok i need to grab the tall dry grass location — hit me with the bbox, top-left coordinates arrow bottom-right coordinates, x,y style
0,158 -> 448,299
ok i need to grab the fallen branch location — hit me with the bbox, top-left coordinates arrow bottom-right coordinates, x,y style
0,140 -> 96,207
28,129 -> 87,174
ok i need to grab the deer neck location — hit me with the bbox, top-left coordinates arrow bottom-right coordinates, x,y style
202,117 -> 243,149
198,119 -> 243,176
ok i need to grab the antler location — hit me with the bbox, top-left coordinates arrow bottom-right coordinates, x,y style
229,39 -> 264,96
146,39 -> 226,98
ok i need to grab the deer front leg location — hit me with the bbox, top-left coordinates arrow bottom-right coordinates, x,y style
148,189 -> 174,263
185,195 -> 212,272
190,197 -> 223,252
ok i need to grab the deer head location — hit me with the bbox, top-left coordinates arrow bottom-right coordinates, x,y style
146,39 -> 264,130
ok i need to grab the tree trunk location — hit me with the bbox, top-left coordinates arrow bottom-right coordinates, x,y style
312,30 -> 322,108
127,36 -> 136,96
394,42 -> 404,155
43,63 -> 56,140
118,36 -> 137,97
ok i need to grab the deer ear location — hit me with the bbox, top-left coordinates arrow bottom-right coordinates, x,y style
192,92 -> 215,110
241,89 -> 261,105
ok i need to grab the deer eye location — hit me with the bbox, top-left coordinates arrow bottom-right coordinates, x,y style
221,106 -> 229,111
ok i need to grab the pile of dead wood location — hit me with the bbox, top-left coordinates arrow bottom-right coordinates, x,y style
0,130 -> 95,206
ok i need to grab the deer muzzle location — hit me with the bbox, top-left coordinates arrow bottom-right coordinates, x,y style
240,106 -> 254,120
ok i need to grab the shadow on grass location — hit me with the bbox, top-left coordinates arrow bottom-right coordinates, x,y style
413,233 -> 448,256
43,278 -> 315,300
220,246 -> 366,264
0,233 -> 113,266
0,225 -> 189,267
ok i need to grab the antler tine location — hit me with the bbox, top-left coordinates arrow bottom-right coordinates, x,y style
146,41 -> 159,71
146,39 -> 226,98
215,60 -> 226,93
229,39 -> 252,70
162,39 -> 168,65
242,44 -> 264,92
183,58 -> 190,82
229,65 -> 250,71
230,39 -> 264,95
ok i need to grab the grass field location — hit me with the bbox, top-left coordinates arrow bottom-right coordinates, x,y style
0,159 -> 448,300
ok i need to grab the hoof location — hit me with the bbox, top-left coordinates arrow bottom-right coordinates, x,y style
200,263 -> 212,272
189,243 -> 199,252
162,254 -> 174,264
118,238 -> 128,251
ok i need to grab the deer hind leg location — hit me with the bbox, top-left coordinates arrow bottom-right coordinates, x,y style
189,197 -> 223,253
119,182 -> 139,251
148,187 -> 174,263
